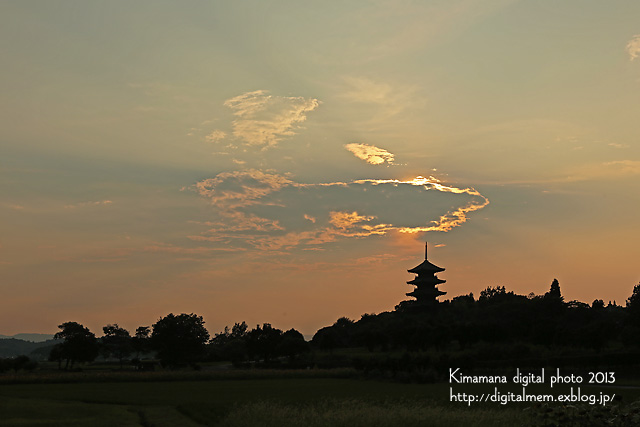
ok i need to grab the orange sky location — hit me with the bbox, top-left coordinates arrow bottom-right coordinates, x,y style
1,1 -> 639,336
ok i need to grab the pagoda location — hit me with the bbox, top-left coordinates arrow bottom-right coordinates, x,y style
406,243 -> 446,306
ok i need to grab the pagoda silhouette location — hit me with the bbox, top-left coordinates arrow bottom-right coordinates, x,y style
406,243 -> 446,306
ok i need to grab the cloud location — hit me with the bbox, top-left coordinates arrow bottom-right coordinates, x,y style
192,171 -> 489,251
4,204 -> 25,210
64,200 -> 113,209
339,77 -> 421,125
602,160 -> 640,174
195,169 -> 293,208
205,130 -> 227,143
342,77 -> 396,105
565,160 -> 640,181
143,243 -> 244,254
345,143 -> 395,165
608,142 -> 629,149
222,90 -> 320,148
329,211 -> 375,229
626,35 -> 640,61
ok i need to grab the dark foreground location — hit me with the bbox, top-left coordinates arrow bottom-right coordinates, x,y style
1,369 -> 639,426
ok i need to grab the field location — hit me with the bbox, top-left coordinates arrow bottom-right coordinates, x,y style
1,369 -> 639,426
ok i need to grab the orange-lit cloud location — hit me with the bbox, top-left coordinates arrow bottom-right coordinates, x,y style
329,211 -> 375,228
222,90 -> 320,148
205,130 -> 227,143
193,171 -> 488,251
626,35 -> 640,60
345,142 -> 395,165
143,243 -> 244,254
195,169 -> 293,208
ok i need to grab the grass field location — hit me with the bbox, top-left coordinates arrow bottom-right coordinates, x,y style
1,370 -> 639,426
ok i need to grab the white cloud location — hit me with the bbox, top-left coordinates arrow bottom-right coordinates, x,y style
345,142 -> 395,165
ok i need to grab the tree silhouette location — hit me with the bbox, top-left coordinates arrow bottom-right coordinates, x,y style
278,328 -> 309,361
131,326 -> 151,359
624,283 -> 640,345
151,313 -> 210,368
247,323 -> 283,362
210,322 -> 250,364
101,324 -> 132,368
626,283 -> 640,319
51,322 -> 99,370
545,278 -> 564,302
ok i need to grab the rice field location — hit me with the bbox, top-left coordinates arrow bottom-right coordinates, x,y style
0,370 -> 638,426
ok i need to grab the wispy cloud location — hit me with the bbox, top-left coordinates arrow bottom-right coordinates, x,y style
626,35 -> 640,60
339,77 -> 421,125
345,143 -> 396,165
192,171 -> 489,251
222,90 -> 320,149
195,169 -> 293,208
608,142 -> 629,149
205,130 -> 227,143
564,160 -> 640,181
143,243 -> 244,254
4,204 -> 25,210
64,200 -> 113,209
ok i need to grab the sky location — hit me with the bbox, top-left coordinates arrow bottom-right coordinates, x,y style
1,1 -> 639,337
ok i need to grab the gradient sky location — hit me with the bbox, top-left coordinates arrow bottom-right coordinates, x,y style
2,1 -> 639,336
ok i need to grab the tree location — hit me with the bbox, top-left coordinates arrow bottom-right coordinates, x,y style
151,313 -> 210,368
210,322 -> 250,364
545,279 -> 564,302
626,283 -> 640,317
479,286 -> 513,303
131,326 -> 151,359
278,328 -> 309,361
52,322 -> 99,370
625,283 -> 640,340
247,323 -> 283,362
12,355 -> 37,372
101,324 -> 132,368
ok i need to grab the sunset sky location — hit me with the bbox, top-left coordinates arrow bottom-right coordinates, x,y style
2,1 -> 639,336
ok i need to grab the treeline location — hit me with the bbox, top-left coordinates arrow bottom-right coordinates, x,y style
43,313 -> 308,371
0,355 -> 38,373
6,280 -> 640,376
309,280 -> 640,374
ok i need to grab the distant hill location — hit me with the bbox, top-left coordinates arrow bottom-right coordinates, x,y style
0,338 -> 57,359
0,333 -> 54,342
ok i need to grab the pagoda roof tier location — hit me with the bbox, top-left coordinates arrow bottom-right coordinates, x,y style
406,288 -> 447,298
407,259 -> 445,274
407,277 -> 446,286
